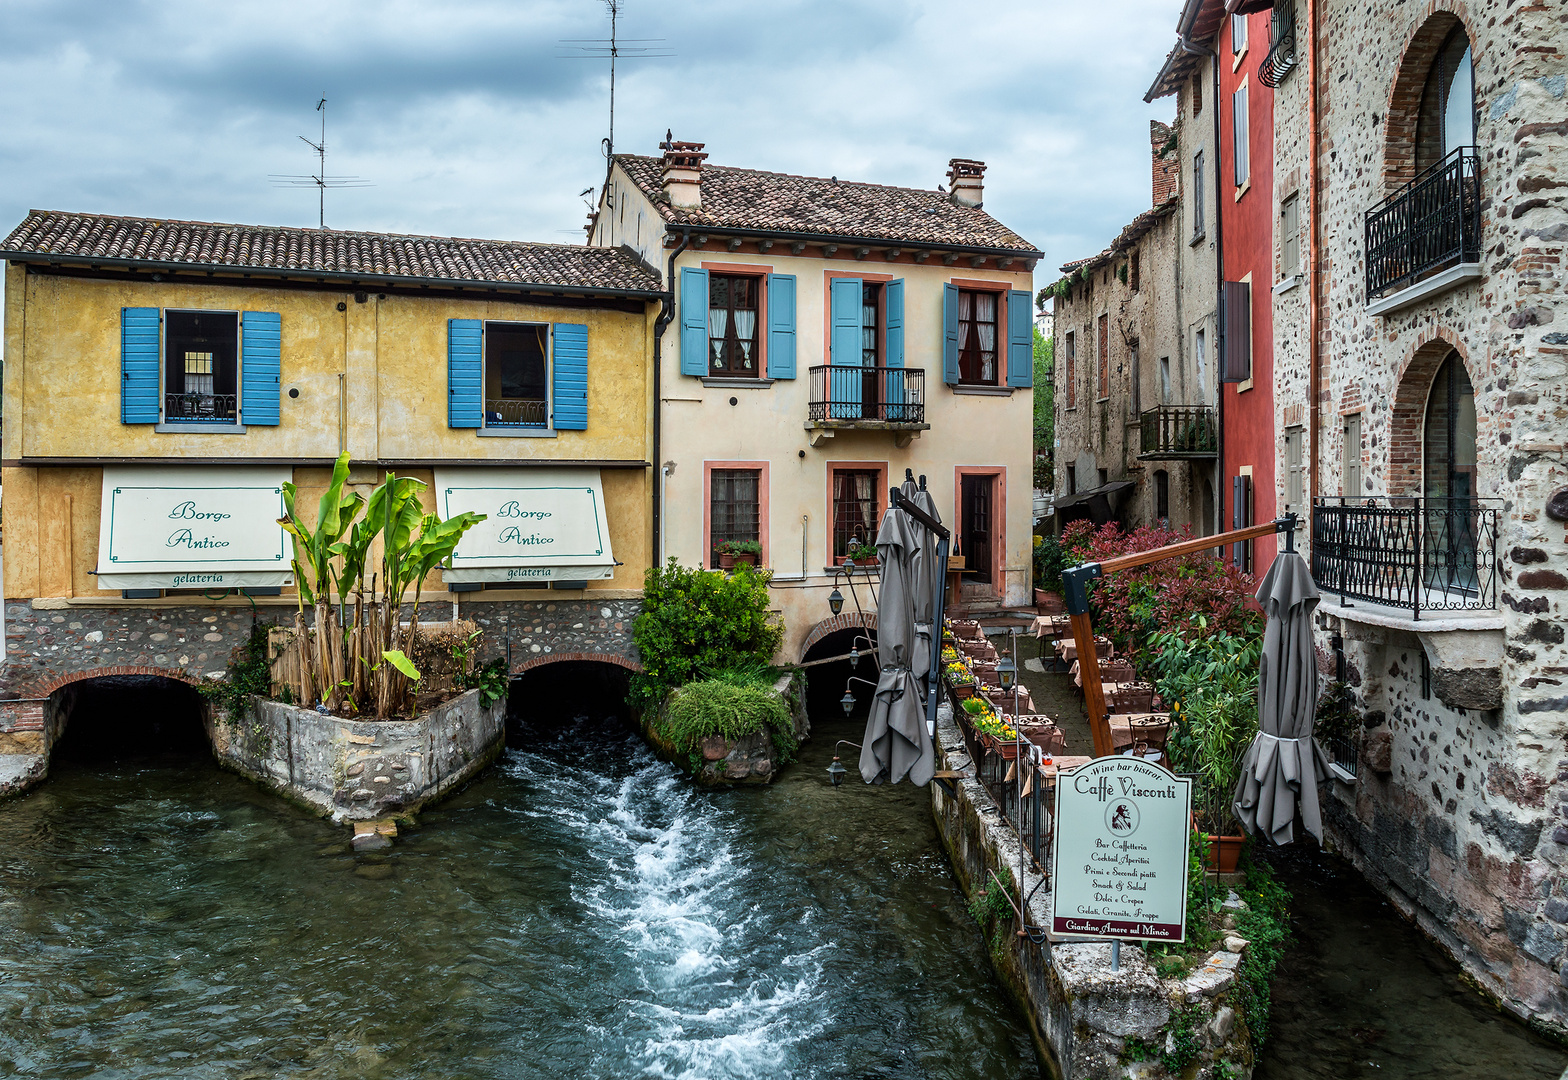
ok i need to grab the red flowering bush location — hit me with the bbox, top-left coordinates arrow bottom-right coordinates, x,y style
1060,520 -> 1259,664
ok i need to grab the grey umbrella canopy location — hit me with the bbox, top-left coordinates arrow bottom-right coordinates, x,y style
1233,551 -> 1332,844
903,479 -> 942,681
858,501 -> 935,786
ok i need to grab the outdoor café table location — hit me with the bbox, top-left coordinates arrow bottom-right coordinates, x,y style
951,620 -> 984,640
984,685 -> 1036,713
1109,712 -> 1170,751
1030,615 -> 1070,641
1055,637 -> 1113,663
1071,659 -> 1135,688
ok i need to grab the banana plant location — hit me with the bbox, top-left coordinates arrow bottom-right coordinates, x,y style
277,452 -> 364,709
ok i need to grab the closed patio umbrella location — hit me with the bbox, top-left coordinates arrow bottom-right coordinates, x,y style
903,479 -> 942,682
1233,551 -> 1332,844
858,501 -> 935,786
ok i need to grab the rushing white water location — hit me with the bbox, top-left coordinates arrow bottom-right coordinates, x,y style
501,736 -> 831,1078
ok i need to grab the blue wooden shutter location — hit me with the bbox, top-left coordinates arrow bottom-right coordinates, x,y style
241,311 -> 282,425
885,279 -> 905,409
120,307 -> 160,424
829,277 -> 863,410
942,283 -> 960,385
1006,290 -> 1033,388
448,319 -> 483,428
766,273 -> 796,379
552,323 -> 588,430
679,267 -> 709,377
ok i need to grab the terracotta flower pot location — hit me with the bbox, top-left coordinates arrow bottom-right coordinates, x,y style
732,552 -> 758,568
950,682 -> 974,701
718,552 -> 736,570
1204,834 -> 1246,874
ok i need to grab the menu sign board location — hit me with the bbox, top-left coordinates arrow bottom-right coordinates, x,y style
1051,757 -> 1192,942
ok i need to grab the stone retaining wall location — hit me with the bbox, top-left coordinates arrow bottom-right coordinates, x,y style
931,706 -> 1254,1080
210,689 -> 505,821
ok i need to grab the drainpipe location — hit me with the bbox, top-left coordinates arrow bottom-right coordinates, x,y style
1307,0 -> 1321,546
1180,26 -> 1226,538
651,227 -> 691,564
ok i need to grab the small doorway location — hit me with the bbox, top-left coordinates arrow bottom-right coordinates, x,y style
960,474 -> 996,585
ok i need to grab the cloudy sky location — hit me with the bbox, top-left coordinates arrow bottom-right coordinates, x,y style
0,0 -> 1182,307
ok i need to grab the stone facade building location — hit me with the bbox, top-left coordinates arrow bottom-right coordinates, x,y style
1305,0 -> 1568,1033
1143,0 -> 1568,1034
1050,121 -> 1220,537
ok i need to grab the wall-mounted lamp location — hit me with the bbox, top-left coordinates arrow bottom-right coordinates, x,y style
828,588 -> 844,615
997,652 -> 1017,691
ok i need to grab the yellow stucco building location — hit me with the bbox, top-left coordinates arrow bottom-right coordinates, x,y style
0,212 -> 662,759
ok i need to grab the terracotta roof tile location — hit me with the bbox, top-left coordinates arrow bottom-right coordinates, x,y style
616,155 -> 1040,255
0,210 -> 662,294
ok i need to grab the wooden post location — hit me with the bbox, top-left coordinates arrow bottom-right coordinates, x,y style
1070,610 -> 1114,758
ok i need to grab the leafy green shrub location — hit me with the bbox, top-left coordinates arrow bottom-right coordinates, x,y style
457,657 -> 511,709
630,559 -> 783,709
967,882 -> 1017,961
1148,617 -> 1263,833
201,622 -> 278,725
1232,857 -> 1292,1048
1032,532 -> 1070,594
1160,1008 -> 1203,1073
659,680 -> 797,767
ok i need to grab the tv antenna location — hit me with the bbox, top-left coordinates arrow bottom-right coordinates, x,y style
269,97 -> 373,229
559,1 -> 673,163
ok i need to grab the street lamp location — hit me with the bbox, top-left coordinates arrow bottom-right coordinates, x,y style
840,689 -> 857,716
828,587 -> 844,615
827,757 -> 847,786
997,651 -> 1017,690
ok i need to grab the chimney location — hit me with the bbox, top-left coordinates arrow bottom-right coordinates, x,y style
1150,120 -> 1179,206
946,158 -> 986,208
660,136 -> 708,209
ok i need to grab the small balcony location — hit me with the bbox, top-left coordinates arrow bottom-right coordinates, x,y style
806,365 -> 929,447
1364,147 -> 1481,314
165,392 -> 237,422
1311,496 -> 1499,620
485,397 -> 548,428
1137,405 -> 1217,460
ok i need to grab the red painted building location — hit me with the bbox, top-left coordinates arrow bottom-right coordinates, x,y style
1218,4 -> 1277,570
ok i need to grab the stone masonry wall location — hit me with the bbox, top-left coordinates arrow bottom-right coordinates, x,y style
1314,0 -> 1568,1033
458,597 -> 641,675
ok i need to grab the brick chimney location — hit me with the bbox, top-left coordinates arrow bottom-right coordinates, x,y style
947,158 -> 986,208
660,136 -> 708,209
1151,120 -> 1179,206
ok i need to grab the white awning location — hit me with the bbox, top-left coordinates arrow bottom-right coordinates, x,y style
95,466 -> 294,590
435,467 -> 616,584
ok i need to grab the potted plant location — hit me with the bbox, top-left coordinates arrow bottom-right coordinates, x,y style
1032,533 -> 1067,613
964,698 -> 1019,757
1168,687 -> 1256,873
845,540 -> 879,566
946,661 -> 976,701
718,539 -> 763,570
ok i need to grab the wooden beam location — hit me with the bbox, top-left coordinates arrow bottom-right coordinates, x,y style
1097,520 -> 1283,575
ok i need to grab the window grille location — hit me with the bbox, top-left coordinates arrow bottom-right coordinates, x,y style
710,469 -> 760,567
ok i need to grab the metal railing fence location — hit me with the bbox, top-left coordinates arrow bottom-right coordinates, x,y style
808,366 -> 926,423
1364,147 -> 1481,300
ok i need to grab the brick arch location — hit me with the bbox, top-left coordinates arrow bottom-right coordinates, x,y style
1382,5 -> 1474,193
1389,329 -> 1472,497
799,613 -> 877,662
511,651 -> 642,676
35,665 -> 202,699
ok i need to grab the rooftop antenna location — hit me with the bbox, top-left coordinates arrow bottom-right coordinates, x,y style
559,1 -> 673,164
269,96 -> 373,229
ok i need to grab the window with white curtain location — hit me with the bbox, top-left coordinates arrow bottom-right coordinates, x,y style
957,288 -> 1000,384
707,273 -> 759,376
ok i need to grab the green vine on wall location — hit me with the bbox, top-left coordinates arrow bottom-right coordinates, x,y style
199,622 -> 280,756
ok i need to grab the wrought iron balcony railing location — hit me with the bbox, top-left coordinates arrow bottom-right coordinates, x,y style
1259,26 -> 1297,87
166,392 -> 237,422
1311,496 -> 1499,619
1138,405 -> 1217,459
485,398 -> 548,427
1364,147 -> 1481,300
808,366 -> 926,424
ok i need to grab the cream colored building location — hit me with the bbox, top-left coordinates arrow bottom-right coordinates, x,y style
589,142 -> 1042,662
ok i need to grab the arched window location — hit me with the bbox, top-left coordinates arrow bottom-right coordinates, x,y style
1422,350 -> 1479,594
1417,28 -> 1473,173
1423,350 -> 1475,503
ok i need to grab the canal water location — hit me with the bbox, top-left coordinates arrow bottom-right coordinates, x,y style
0,708 -> 1040,1079
2,690 -> 1565,1079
